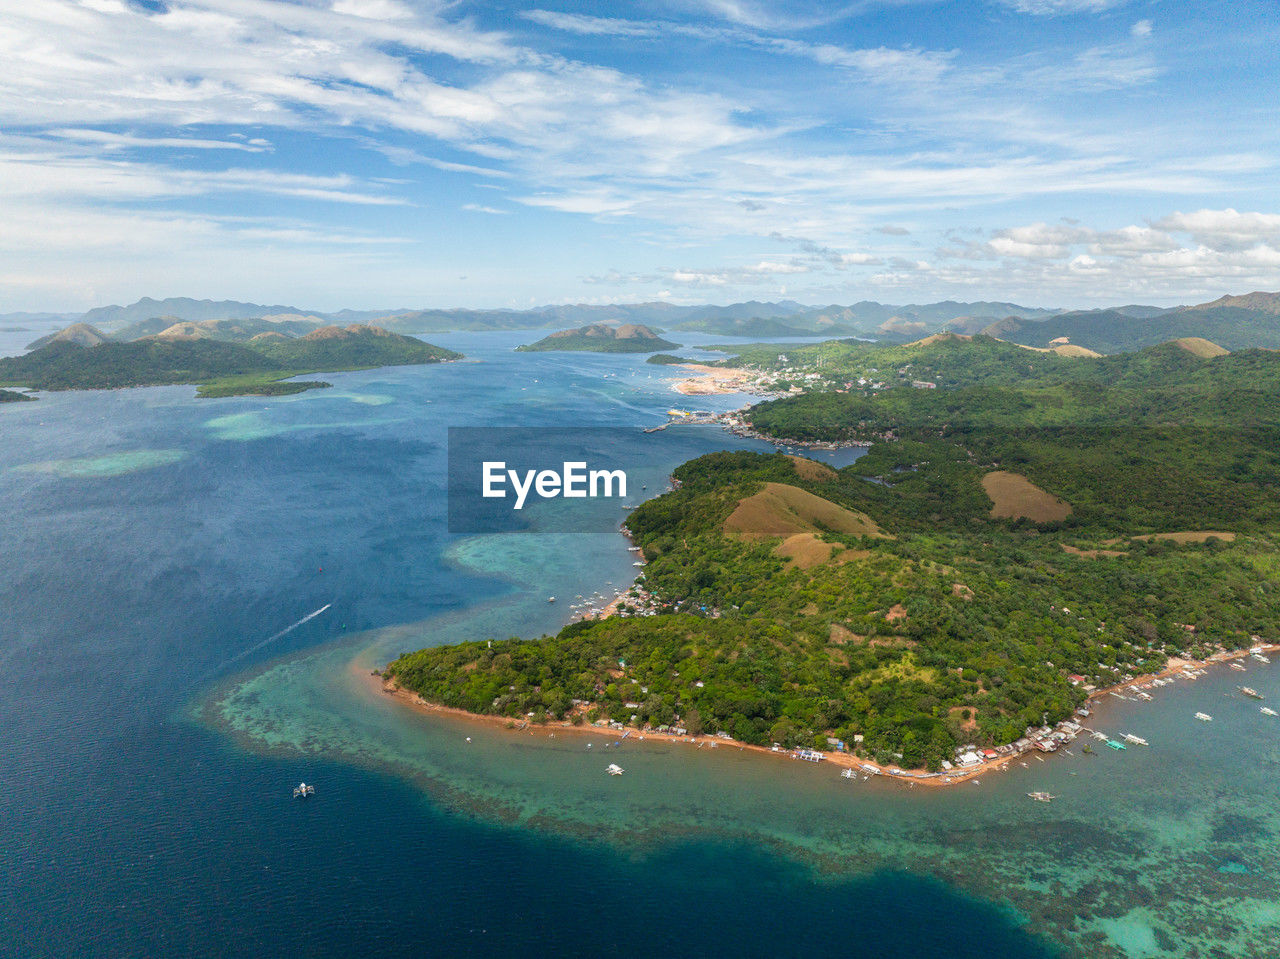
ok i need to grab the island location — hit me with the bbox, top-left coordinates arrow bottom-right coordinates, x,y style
384,333 -> 1280,782
0,323 -> 462,397
515,323 -> 679,353
0,388 -> 34,403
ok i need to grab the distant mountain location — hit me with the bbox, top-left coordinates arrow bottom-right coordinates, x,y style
515,323 -> 679,353
0,325 -> 460,396
81,297 -> 309,328
986,293 -> 1280,353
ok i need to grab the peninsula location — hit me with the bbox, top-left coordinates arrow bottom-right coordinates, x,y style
385,334 -> 1280,780
515,323 -> 679,353
0,323 -> 461,397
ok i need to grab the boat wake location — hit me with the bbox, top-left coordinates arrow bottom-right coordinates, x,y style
214,604 -> 333,675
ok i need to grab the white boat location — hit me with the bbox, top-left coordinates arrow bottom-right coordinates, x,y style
1261,707 -> 1278,717
1195,712 -> 1213,722
1253,654 -> 1271,664
840,768 -> 856,779
1239,686 -> 1264,699
606,763 -> 624,776
1230,662 -> 1247,671
292,782 -> 314,798
1027,791 -> 1056,802
1122,733 -> 1149,746
547,596 -> 556,603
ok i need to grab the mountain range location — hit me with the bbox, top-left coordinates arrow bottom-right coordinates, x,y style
9,291 -> 1280,354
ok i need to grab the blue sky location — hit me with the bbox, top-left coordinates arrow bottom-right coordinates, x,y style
3,0 -> 1278,311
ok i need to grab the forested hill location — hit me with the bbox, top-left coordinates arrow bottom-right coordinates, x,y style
387,339 -> 1280,770
515,323 -> 680,352
0,325 -> 461,396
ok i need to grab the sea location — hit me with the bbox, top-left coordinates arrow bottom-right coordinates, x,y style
1,327 -> 1278,959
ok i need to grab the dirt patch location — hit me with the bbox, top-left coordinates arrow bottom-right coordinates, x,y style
952,583 -> 974,599
775,533 -> 842,569
828,624 -> 863,645
982,471 -> 1072,523
1131,530 -> 1236,544
948,706 -> 978,733
1062,544 -> 1128,558
886,603 -> 908,622
786,455 -> 838,482
725,482 -> 889,540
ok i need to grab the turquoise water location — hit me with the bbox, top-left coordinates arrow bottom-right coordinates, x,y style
3,330 -> 1277,957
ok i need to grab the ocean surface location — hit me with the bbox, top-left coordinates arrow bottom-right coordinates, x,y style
2,330 -> 1278,958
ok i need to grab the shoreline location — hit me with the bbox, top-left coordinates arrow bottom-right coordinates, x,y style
374,641 -> 1279,788
669,363 -> 763,396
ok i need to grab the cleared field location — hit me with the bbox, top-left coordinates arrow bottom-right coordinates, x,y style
1172,337 -> 1229,358
1003,339 -> 1103,358
785,455 -> 837,482
724,482 -> 888,540
906,333 -> 971,348
982,471 -> 1072,522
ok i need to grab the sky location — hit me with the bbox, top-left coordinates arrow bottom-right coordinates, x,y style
2,0 -> 1279,312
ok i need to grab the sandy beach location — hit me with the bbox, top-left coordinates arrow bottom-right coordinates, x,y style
371,639 -> 1280,789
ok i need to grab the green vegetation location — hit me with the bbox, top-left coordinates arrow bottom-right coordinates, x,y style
646,353 -> 691,365
0,388 -> 34,402
387,336 -> 1280,770
0,326 -> 460,396
516,323 -> 679,353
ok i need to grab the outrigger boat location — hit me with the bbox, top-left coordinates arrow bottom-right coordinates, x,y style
1027,791 -> 1056,803
1262,707 -> 1278,717
1122,733 -> 1149,746
1195,712 -> 1213,722
292,782 -> 315,798
1239,686 -> 1264,700
1106,740 -> 1126,750
606,763 -> 624,776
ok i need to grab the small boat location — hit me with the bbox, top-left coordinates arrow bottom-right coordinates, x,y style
1122,733 -> 1149,746
841,768 -> 856,780
548,596 -> 556,603
606,763 -> 624,776
1230,662 -> 1247,672
1253,654 -> 1271,664
1261,707 -> 1278,717
1106,740 -> 1126,750
1027,791 -> 1056,803
1195,712 -> 1213,722
292,782 -> 314,798
1239,686 -> 1264,700
1091,731 -> 1110,741
1136,692 -> 1153,701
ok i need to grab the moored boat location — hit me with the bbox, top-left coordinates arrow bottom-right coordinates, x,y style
1027,791 -> 1056,802
606,763 -> 624,776
1239,686 -> 1264,699
1195,712 -> 1213,722
1122,733 -> 1149,746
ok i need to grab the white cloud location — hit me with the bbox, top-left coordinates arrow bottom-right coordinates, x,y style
994,0 -> 1124,15
1153,208 -> 1280,250
1131,19 -> 1153,38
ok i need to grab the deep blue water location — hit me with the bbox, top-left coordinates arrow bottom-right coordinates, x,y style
0,332 -> 1059,958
